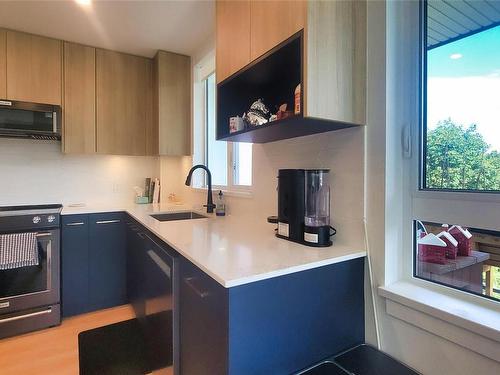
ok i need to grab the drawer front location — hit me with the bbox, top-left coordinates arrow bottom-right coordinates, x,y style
0,304 -> 60,339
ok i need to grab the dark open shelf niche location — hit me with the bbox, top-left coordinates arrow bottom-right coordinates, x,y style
218,115 -> 357,143
216,30 -> 360,144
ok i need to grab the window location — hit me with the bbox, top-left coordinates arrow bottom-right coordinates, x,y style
193,64 -> 252,191
423,3 -> 500,192
412,0 -> 500,302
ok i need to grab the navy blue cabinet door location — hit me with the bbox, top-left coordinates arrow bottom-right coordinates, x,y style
88,212 -> 126,311
180,258 -> 229,375
61,214 -> 90,317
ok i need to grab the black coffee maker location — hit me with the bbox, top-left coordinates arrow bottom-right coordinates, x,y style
272,169 -> 335,247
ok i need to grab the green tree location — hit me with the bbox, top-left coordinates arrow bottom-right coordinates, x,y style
426,119 -> 500,190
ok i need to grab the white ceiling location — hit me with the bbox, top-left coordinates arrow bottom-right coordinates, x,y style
0,0 -> 215,58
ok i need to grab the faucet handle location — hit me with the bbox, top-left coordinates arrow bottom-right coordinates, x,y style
203,203 -> 216,214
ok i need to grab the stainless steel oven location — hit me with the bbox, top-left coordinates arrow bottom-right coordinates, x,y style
0,205 -> 62,339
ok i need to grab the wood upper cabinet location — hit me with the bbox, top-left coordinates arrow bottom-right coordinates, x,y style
0,29 -> 6,99
63,42 -> 96,154
153,51 -> 191,156
6,30 -> 62,105
250,0 -> 306,60
96,49 -> 153,156
305,0 -> 366,124
216,0 -> 251,83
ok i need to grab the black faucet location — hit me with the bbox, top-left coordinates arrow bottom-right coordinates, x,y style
185,164 -> 216,214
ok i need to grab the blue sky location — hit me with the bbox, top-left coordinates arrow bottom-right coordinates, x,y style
427,25 -> 500,151
428,25 -> 500,77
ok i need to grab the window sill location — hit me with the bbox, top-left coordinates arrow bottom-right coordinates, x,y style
378,280 -> 500,361
191,187 -> 253,199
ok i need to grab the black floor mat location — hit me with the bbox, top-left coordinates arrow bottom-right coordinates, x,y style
334,344 -> 420,375
78,318 -> 148,375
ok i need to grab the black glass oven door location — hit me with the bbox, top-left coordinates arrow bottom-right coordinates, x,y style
0,230 -> 59,314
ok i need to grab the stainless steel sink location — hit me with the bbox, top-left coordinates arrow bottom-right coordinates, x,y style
150,211 -> 207,222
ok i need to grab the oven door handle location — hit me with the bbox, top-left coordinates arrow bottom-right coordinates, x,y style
36,232 -> 52,238
0,308 -> 52,324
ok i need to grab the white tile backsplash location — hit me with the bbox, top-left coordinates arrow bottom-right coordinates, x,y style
165,126 -> 365,239
0,138 -> 159,206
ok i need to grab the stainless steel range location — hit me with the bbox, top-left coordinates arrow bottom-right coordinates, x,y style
0,204 -> 62,339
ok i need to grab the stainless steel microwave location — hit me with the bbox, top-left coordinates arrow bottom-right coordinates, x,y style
0,100 -> 61,140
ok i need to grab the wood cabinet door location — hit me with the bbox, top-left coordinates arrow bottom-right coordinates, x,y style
6,30 -> 62,105
63,42 -> 96,154
250,0 -> 306,60
155,51 -> 191,156
96,49 -> 152,155
0,29 -> 6,99
216,0 -> 251,83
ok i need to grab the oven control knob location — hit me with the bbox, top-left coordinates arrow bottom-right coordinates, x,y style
47,215 -> 55,223
32,216 -> 41,224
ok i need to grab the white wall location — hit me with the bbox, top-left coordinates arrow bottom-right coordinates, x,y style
162,127 -> 365,250
365,1 -> 500,374
0,138 -> 159,206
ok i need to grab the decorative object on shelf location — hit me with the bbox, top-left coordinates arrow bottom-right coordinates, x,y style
276,103 -> 294,120
294,84 -> 301,115
229,116 -> 245,133
417,233 -> 447,264
243,99 -> 270,127
437,231 -> 458,259
449,225 -> 473,256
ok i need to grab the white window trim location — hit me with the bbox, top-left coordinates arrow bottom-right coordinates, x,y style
378,0 -> 500,355
379,281 -> 500,362
192,53 -> 253,194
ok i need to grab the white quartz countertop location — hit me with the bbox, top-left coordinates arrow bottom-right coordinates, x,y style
62,203 -> 366,288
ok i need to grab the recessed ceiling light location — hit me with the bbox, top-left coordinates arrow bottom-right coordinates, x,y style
75,0 -> 91,6
450,53 -> 463,60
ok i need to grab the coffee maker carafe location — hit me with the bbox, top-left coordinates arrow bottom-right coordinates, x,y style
274,169 -> 334,247
304,169 -> 333,246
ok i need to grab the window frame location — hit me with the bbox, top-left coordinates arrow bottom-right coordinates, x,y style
193,57 -> 253,196
405,0 -> 500,302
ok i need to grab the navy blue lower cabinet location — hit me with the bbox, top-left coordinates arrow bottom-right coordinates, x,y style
179,257 -> 365,375
180,258 -> 229,375
61,215 -> 90,317
88,212 -> 126,311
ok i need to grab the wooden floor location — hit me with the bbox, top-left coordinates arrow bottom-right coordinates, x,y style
0,305 -> 172,375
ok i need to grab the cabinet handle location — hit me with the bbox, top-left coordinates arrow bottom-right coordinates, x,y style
96,220 -> 121,225
184,277 -> 209,299
147,250 -> 171,278
36,232 -> 52,238
0,308 -> 52,324
66,222 -> 85,226
137,232 -> 146,239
